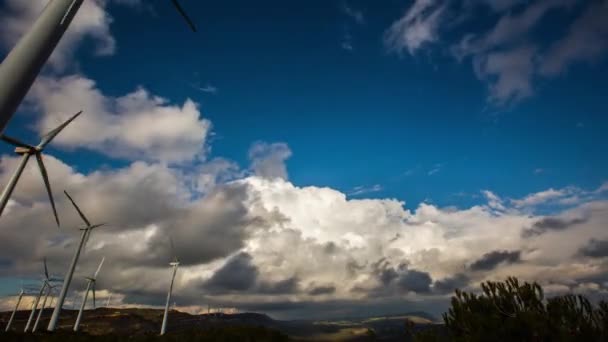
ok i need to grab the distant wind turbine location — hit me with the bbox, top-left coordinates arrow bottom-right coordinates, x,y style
0,110 -> 82,225
105,292 -> 113,308
47,191 -> 105,331
32,281 -> 57,332
4,284 -> 24,332
74,256 -> 105,332
160,238 -> 180,336
0,0 -> 197,134
24,258 -> 52,332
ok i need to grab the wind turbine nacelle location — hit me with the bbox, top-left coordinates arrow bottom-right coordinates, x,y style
169,262 -> 180,266
14,146 -> 32,154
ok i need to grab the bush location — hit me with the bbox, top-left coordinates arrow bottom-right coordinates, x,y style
406,277 -> 608,342
440,277 -> 608,342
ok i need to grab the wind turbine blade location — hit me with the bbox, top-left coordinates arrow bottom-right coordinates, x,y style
83,228 -> 92,253
93,257 -> 105,279
0,135 -> 34,149
64,190 -> 91,226
171,0 -> 197,32
37,110 -> 82,149
43,257 -> 49,280
36,153 -> 60,227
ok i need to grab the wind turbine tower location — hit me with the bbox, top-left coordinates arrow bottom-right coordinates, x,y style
4,286 -> 24,332
0,110 -> 82,223
74,257 -> 105,332
32,282 -> 56,332
24,258 -> 52,332
0,0 -> 196,134
47,191 -> 105,331
160,241 -> 180,336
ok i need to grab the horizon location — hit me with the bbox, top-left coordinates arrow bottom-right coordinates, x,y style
0,0 -> 607,322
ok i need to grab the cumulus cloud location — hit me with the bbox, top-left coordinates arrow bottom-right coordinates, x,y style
248,142 -> 292,180
1,148 -> 608,318
29,74 -> 211,163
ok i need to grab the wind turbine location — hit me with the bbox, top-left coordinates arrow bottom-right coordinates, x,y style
32,281 -> 57,332
4,284 -> 24,332
160,238 -> 180,336
105,292 -> 112,308
47,191 -> 104,331
0,110 -> 82,224
24,258 -> 52,332
0,0 -> 197,134
74,256 -> 104,332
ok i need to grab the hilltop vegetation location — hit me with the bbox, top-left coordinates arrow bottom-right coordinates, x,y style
407,277 -> 608,342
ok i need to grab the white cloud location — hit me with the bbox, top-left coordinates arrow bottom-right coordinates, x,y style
342,3 -> 365,25
191,83 -> 218,95
472,45 -> 537,105
384,0 -> 445,55
348,184 -> 383,196
248,142 -> 292,180
540,1 -> 608,76
427,163 -> 443,176
385,0 -> 608,106
1,151 -> 607,317
29,74 -> 211,163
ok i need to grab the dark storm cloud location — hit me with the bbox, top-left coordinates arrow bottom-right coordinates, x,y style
205,252 -> 259,292
579,239 -> 608,258
397,270 -> 433,293
368,258 -> 432,294
258,276 -> 300,294
308,284 -> 336,296
146,182 -> 255,266
371,257 -> 400,286
522,217 -> 588,237
433,273 -> 470,294
470,250 -> 521,271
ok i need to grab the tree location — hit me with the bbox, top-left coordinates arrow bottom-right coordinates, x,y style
439,277 -> 608,342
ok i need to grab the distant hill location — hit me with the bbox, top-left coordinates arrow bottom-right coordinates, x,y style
0,308 -> 438,341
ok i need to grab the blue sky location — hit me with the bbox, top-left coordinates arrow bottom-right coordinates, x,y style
0,0 -> 607,319
2,0 -> 607,208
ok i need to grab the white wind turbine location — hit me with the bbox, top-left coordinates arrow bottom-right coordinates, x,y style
4,283 -> 24,332
32,280 -> 57,332
0,110 -> 82,225
24,258 -> 52,332
73,256 -> 105,332
105,292 -> 112,308
47,191 -> 105,331
160,238 -> 180,336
